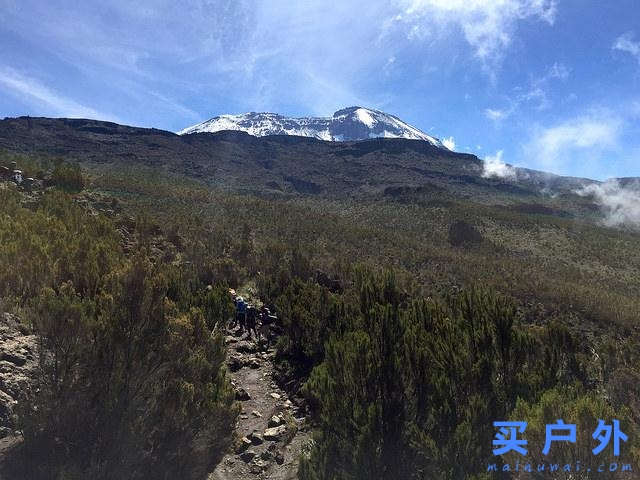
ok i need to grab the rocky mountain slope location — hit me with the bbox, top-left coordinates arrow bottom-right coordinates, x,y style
0,117 -> 600,206
178,106 -> 447,147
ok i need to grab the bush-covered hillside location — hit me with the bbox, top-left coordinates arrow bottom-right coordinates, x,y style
0,150 -> 638,479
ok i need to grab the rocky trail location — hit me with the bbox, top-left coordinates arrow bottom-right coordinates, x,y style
208,322 -> 311,480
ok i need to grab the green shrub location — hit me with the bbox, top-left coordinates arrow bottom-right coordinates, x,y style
20,255 -> 238,480
448,220 -> 483,247
52,161 -> 85,192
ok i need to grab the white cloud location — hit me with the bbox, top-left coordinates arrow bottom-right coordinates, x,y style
393,0 -> 557,62
528,114 -> 622,171
576,180 -> 640,228
613,31 -> 640,62
485,108 -> 509,121
482,150 -> 517,180
0,68 -> 119,121
442,136 -> 456,151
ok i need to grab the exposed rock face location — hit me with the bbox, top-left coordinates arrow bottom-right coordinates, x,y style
0,313 -> 38,431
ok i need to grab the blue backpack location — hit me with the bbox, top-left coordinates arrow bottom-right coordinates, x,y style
237,300 -> 247,313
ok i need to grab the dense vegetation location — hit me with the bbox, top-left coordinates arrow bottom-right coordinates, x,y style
1,151 -> 639,479
0,186 -> 238,479
288,274 -> 639,479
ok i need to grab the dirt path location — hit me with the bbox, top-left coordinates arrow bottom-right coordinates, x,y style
208,326 -> 311,480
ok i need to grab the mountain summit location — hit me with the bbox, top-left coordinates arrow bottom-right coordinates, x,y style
178,106 -> 448,149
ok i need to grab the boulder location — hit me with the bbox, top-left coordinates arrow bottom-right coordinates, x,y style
236,437 -> 252,452
228,355 -> 245,372
268,414 -> 283,427
240,449 -> 256,462
263,425 -> 287,441
247,430 -> 264,445
234,388 -> 251,401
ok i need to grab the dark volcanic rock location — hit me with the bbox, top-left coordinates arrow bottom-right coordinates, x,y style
234,387 -> 251,401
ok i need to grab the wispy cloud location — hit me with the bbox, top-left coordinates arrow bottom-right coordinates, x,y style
577,180 -> 640,228
148,91 -> 200,122
390,0 -> 557,65
485,62 -> 569,121
485,107 -> 510,121
0,68 -> 119,121
613,31 -> 640,63
525,112 -> 622,173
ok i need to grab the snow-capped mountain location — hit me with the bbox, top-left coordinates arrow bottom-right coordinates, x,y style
178,106 -> 448,149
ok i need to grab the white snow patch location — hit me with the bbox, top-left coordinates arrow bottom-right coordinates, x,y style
355,108 -> 376,128
178,107 -> 448,148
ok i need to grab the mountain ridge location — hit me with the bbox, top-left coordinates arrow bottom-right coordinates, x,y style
0,116 -> 614,200
178,106 -> 448,148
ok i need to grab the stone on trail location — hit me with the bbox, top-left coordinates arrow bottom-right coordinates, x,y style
268,414 -> 283,427
237,437 -> 252,452
247,430 -> 264,445
248,358 -> 261,369
250,460 -> 267,474
228,356 -> 245,372
263,424 -> 287,441
235,387 -> 251,401
240,449 -> 256,462
269,392 -> 281,400
251,410 -> 262,417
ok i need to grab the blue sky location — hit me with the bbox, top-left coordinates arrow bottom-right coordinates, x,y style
1,0 -> 639,180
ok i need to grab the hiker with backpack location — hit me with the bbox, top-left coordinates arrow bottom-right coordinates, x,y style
235,296 -> 247,333
245,305 -> 258,339
257,305 -> 278,348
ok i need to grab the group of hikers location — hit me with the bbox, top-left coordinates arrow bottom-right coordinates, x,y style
229,289 -> 278,343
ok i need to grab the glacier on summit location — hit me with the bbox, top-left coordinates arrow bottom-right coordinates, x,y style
178,106 -> 449,149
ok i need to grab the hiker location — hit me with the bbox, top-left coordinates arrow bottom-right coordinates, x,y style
235,296 -> 247,332
229,289 -> 238,328
245,305 -> 257,339
257,306 -> 277,347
